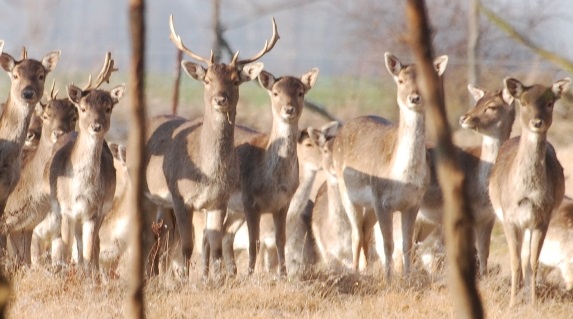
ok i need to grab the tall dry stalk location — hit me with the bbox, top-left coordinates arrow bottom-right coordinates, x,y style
128,0 -> 147,317
405,0 -> 484,318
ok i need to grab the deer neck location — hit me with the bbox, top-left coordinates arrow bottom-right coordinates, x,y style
0,96 -> 34,148
390,106 -> 427,180
514,131 -> 548,180
71,132 -> 105,177
264,119 -> 299,173
326,174 -> 344,218
198,106 -> 236,173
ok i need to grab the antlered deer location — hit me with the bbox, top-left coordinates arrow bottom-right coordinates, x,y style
142,15 -> 276,277
489,77 -> 569,306
419,84 -> 516,275
332,53 -> 447,279
0,44 -> 60,215
33,53 -> 125,272
1,81 -> 77,264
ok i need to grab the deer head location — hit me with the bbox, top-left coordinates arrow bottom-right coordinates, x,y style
67,52 -> 125,138
40,80 -> 78,144
504,77 -> 571,134
170,15 -> 278,120
0,48 -> 60,107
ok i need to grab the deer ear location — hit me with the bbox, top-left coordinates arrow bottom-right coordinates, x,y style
467,84 -> 485,102
67,84 -> 83,104
308,127 -> 326,148
384,52 -> 402,77
0,52 -> 16,73
42,51 -> 61,73
501,88 -> 514,105
258,70 -> 275,91
240,62 -> 264,82
433,55 -> 448,76
321,121 -> 341,139
0,40 -> 4,55
551,78 -> 571,99
181,61 -> 206,81
110,84 -> 126,104
301,68 -> 319,91
504,77 -> 524,99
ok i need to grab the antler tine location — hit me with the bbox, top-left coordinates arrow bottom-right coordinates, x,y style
84,52 -> 117,91
169,15 -> 211,66
234,17 -> 280,66
21,46 -> 28,60
49,79 -> 59,100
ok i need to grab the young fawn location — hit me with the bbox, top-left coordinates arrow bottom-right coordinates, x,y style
489,77 -> 569,306
332,53 -> 448,279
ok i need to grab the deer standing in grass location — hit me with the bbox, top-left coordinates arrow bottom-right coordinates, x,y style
489,77 -> 569,306
419,85 -> 516,275
0,44 -> 60,215
1,82 -> 77,264
142,15 -> 275,277
225,68 -> 319,276
332,53 -> 448,279
34,53 -> 124,271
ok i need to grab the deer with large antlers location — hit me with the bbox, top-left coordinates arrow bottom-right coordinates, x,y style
419,84 -> 516,276
332,53 -> 448,279
489,77 -> 569,307
32,53 -> 124,271
0,43 -> 61,216
222,67 -> 318,277
1,81 -> 77,264
142,15 -> 276,277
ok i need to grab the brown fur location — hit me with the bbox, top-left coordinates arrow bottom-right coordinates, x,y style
1,97 -> 77,263
489,77 -> 569,306
0,48 -> 60,215
225,69 -> 319,276
332,53 -> 447,279
419,86 -> 515,275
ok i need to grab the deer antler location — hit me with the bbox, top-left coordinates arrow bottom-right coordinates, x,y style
83,52 -> 118,91
231,17 -> 279,66
21,46 -> 28,60
169,15 -> 214,66
48,79 -> 58,100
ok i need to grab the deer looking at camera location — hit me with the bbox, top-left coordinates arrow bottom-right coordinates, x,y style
32,53 -> 124,271
142,15 -> 276,278
1,81 -> 78,264
0,43 -> 61,215
489,77 -> 569,307
222,67 -> 318,277
419,85 -> 516,276
332,53 -> 448,279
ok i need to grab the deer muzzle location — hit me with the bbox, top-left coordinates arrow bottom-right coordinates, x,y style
21,86 -> 36,102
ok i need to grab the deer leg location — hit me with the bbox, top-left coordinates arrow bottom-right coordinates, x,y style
273,207 -> 288,277
529,225 -> 548,305
401,207 -> 419,276
205,208 -> 225,277
32,209 -> 62,266
222,209 -> 245,276
245,207 -> 261,275
339,185 -> 364,272
362,210 -> 378,269
502,221 -> 522,308
172,197 -> 193,277
475,217 -> 496,276
202,225 -> 210,278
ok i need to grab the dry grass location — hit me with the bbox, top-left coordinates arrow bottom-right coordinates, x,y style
4,222 -> 573,319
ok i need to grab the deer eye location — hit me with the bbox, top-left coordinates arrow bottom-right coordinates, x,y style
106,107 -> 112,114
298,91 -> 304,97
398,79 -> 404,84
80,107 -> 86,113
233,80 -> 239,86
546,101 -> 554,108
38,74 -> 45,81
13,74 -> 18,80
273,92 -> 278,97
204,79 -> 210,85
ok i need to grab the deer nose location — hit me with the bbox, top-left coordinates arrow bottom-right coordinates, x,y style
91,123 -> 103,132
531,119 -> 544,129
52,129 -> 65,139
458,115 -> 468,126
21,87 -> 36,100
284,105 -> 295,115
213,95 -> 227,106
409,94 -> 421,104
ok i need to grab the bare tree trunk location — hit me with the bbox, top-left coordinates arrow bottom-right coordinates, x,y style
406,1 -> 483,318
128,0 -> 146,318
212,0 -> 222,63
467,0 -> 480,86
0,275 -> 9,318
171,49 -> 183,115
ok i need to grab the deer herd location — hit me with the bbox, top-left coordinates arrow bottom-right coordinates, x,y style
0,14 -> 571,308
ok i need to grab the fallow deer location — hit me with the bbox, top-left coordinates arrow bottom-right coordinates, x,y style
32,52 -> 125,271
23,109 -> 43,152
539,196 -> 573,291
0,45 -> 60,215
419,85 -> 516,275
332,53 -> 448,279
142,15 -> 276,277
489,77 -> 569,306
225,68 -> 319,276
1,81 -> 77,264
